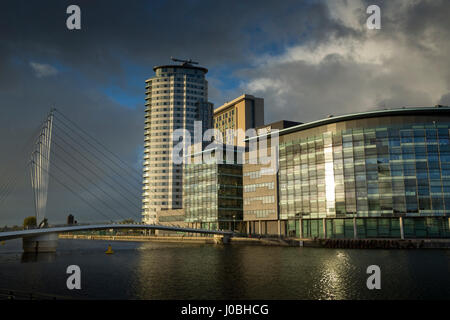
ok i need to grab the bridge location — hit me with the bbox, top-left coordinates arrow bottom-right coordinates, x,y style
0,224 -> 234,252
0,224 -> 233,242
0,109 -> 235,252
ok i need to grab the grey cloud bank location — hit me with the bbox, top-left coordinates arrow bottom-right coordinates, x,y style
0,0 -> 449,225
240,0 -> 450,123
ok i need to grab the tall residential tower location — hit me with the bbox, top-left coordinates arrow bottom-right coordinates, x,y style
143,59 -> 213,224
213,94 -> 264,146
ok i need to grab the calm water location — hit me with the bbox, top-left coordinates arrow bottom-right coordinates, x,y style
0,239 -> 448,299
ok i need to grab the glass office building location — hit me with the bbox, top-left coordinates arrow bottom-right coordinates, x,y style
184,146 -> 243,231
275,107 -> 450,239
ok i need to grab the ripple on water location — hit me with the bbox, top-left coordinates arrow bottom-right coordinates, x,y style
0,239 -> 449,299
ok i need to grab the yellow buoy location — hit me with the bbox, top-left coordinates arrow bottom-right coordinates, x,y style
105,244 -> 114,254
1,241 -> 5,246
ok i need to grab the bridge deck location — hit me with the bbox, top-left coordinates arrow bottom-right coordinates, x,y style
0,224 -> 233,241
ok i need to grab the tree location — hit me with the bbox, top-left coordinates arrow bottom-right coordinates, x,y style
23,216 -> 37,229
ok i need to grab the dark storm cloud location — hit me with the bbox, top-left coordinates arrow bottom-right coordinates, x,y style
0,0 -> 341,225
1,0 -> 449,225
240,0 -> 450,123
0,0 -> 346,84
0,59 -> 143,225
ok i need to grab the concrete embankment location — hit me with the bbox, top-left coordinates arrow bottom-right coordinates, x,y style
59,234 -> 300,246
309,238 -> 450,249
59,234 -> 450,249
59,234 -> 218,244
59,234 -> 294,245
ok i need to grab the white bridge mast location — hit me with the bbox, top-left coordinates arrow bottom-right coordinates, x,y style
30,110 -> 54,227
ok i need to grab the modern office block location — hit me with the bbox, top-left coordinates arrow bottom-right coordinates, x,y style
244,121 -> 299,235
183,144 -> 244,232
213,94 -> 264,146
244,107 -> 450,239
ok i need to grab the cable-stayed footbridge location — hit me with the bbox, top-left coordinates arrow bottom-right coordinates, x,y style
0,109 -> 233,252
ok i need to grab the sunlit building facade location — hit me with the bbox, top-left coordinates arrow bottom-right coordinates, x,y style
245,107 -> 450,239
213,94 -> 264,146
244,121 -> 300,235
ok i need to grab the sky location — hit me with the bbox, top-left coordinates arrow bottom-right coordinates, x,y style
1,0 -> 450,225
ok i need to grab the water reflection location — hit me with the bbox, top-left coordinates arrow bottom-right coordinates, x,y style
21,252 -> 56,263
134,245 -> 360,300
0,239 -> 448,299
316,250 -> 351,300
133,243 -> 251,299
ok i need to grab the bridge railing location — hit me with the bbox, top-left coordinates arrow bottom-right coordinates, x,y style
23,221 -> 148,230
0,288 -> 72,300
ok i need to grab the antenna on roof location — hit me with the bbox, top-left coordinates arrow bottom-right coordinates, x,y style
171,57 -> 199,66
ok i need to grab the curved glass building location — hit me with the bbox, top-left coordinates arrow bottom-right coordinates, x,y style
246,107 -> 450,239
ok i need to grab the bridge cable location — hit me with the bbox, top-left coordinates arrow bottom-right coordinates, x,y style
0,121 -> 43,197
28,159 -> 115,222
53,110 -> 142,180
51,121 -> 142,190
51,123 -> 142,197
38,111 -> 141,221
0,122 -> 45,207
47,141 -> 141,214
33,148 -> 133,221
51,138 -> 142,204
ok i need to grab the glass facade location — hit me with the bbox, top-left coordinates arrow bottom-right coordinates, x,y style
298,217 -> 449,239
279,118 -> 450,238
184,162 -> 243,231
